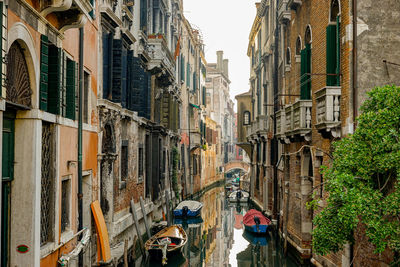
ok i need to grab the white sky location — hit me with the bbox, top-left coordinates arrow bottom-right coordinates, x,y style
183,0 -> 258,111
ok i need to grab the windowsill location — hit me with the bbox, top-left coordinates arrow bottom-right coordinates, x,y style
60,229 -> 74,244
40,241 -> 56,259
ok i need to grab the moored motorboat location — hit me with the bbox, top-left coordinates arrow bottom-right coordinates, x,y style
228,190 -> 249,203
173,200 -> 203,217
145,225 -> 187,265
243,209 -> 271,234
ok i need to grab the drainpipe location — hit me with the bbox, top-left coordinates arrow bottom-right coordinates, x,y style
352,0 -> 358,128
78,27 -> 84,267
350,0 -> 357,264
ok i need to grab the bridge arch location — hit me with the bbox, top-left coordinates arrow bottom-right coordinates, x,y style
223,161 -> 250,173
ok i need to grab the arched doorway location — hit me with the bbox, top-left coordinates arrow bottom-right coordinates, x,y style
2,40 -> 33,267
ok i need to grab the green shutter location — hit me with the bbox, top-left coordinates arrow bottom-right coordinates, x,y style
193,72 -> 197,91
300,45 -> 311,100
326,24 -> 337,86
48,46 -> 62,115
202,86 -> 206,106
66,60 -> 76,120
336,16 -> 341,86
40,35 -> 49,111
186,62 -> 190,87
180,55 -> 185,81
2,116 -> 14,181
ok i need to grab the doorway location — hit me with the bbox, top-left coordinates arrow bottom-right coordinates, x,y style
2,112 -> 15,267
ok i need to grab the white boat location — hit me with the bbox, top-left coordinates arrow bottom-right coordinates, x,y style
173,200 -> 203,217
229,190 -> 249,203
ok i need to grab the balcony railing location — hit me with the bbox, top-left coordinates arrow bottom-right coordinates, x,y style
147,34 -> 175,82
276,99 -> 312,142
247,115 -> 269,138
315,86 -> 341,137
278,0 -> 291,24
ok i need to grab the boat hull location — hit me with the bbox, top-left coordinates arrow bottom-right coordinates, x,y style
244,224 -> 269,234
173,207 -> 202,218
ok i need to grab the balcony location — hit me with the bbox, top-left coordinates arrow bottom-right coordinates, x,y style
287,0 -> 302,10
277,100 -> 312,142
147,34 -> 175,86
278,0 -> 291,24
247,115 -> 269,139
190,131 -> 202,150
315,86 -> 341,138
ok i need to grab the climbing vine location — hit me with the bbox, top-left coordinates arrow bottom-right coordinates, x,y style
171,146 -> 180,200
310,85 -> 400,264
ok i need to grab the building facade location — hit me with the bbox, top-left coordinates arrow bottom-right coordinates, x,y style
236,0 -> 400,265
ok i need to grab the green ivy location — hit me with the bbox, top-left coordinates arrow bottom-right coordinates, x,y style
311,85 -> 400,264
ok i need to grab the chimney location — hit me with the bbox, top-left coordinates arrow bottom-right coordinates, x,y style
223,59 -> 229,78
216,50 -> 223,71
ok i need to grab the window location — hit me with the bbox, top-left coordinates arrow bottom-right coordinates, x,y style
286,48 -> 291,65
327,0 -> 341,86
138,146 -> 144,181
41,122 -> 55,245
193,155 -> 198,175
296,36 -> 302,55
243,111 -> 250,125
121,140 -> 128,182
39,35 -> 77,118
83,71 -> 89,123
102,31 -> 113,99
61,178 -> 71,232
305,25 -> 312,45
300,44 -> 311,99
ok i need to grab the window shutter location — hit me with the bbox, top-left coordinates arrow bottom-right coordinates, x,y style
40,35 -> 49,111
102,33 -> 111,100
121,46 -> 128,108
180,55 -> 184,81
112,39 -> 122,102
144,71 -> 151,119
300,45 -> 311,100
193,72 -> 197,91
186,62 -> 190,87
127,50 -> 133,110
336,16 -> 341,86
60,52 -> 67,117
48,46 -> 62,115
326,24 -> 337,86
131,56 -> 143,112
202,86 -> 206,106
66,60 -> 76,120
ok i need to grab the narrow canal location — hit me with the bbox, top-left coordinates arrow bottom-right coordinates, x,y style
137,185 -> 299,267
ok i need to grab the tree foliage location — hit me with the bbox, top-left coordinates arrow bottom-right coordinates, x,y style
311,85 -> 400,263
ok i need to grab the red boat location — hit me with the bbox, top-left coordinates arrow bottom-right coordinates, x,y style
243,209 -> 271,234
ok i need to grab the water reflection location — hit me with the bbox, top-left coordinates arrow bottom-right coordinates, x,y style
139,186 -> 298,267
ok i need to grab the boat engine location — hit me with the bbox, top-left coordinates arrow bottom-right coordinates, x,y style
182,206 -> 189,217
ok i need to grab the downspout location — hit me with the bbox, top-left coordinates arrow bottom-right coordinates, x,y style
350,0 -> 357,265
78,27 -> 84,267
352,0 -> 358,128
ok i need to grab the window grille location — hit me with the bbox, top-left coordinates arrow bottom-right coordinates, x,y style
138,146 -> 144,178
121,140 -> 128,181
40,122 -> 54,245
61,179 -> 70,232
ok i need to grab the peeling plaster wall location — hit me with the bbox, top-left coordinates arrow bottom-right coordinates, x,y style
356,0 -> 400,108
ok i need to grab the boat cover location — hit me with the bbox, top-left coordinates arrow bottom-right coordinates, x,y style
229,190 -> 249,198
174,200 -> 203,211
243,209 -> 271,226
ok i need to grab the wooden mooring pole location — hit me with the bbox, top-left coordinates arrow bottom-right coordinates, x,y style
130,199 -> 145,257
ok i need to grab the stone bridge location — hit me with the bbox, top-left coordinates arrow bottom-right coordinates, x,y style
223,160 -> 250,173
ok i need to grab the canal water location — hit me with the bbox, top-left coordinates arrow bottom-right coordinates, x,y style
138,185 -> 298,267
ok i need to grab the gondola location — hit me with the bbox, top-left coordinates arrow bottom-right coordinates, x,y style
173,200 -> 203,217
145,225 -> 187,265
243,209 -> 271,234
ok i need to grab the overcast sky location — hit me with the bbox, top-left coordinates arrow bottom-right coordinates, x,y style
183,0 -> 258,111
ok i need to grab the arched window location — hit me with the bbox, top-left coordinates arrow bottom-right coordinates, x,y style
330,0 -> 340,22
286,47 -> 291,65
305,25 -> 312,45
243,111 -> 250,125
296,36 -> 302,55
